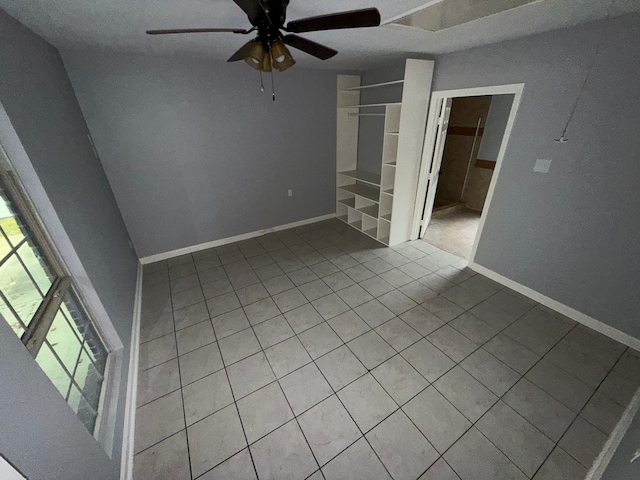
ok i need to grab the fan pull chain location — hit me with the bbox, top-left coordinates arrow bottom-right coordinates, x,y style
270,69 -> 276,102
259,72 -> 265,92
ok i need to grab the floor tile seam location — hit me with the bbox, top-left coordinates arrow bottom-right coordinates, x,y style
138,325 -> 177,346
473,320 -> 593,478
554,335 -> 628,373
173,315 -> 215,334
426,319 -> 586,471
426,397 -> 533,480
340,333 -> 399,379
523,337 -> 618,396
247,333 -> 325,474
435,298 -> 535,366
419,320 -> 486,363
303,353 -> 399,480
211,318 -> 261,480
136,382 -> 184,409
137,349 -> 179,373
544,348 -> 634,473
132,428 -> 191,462
170,268 -> 198,480
444,312 -> 503,345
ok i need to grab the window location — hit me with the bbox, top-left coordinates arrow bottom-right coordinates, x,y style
0,171 -> 108,434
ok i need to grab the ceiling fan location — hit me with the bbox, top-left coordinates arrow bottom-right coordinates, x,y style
146,0 -> 381,73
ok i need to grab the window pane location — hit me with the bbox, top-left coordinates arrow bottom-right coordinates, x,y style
73,347 -> 103,410
44,290 -> 106,433
0,185 -> 25,247
83,322 -> 108,375
0,253 -> 43,327
0,226 -> 11,259
61,290 -> 90,340
68,384 -> 98,433
35,341 -> 72,399
48,309 -> 83,374
17,240 -> 55,295
0,292 -> 25,336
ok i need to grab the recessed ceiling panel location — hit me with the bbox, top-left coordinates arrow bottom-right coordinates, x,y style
393,0 -> 543,31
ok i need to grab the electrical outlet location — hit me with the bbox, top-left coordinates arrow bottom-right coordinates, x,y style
288,189 -> 293,197
534,159 -> 552,173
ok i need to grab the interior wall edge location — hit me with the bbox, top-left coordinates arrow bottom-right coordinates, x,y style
586,386 -> 640,480
119,262 -> 143,480
139,212 -> 337,265
469,261 -> 640,351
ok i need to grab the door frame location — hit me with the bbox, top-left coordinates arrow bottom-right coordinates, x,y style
418,96 -> 452,238
411,83 -> 525,263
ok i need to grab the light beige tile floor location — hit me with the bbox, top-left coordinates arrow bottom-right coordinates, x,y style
134,218 -> 640,480
424,206 -> 482,259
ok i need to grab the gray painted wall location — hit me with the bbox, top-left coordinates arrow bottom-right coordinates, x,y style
0,9 -> 138,478
477,94 -> 514,162
433,13 -> 640,338
61,51 -> 338,258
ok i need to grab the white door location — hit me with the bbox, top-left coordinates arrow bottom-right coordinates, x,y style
419,97 -> 452,237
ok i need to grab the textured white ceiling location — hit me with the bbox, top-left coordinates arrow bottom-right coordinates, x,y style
2,0 -> 639,69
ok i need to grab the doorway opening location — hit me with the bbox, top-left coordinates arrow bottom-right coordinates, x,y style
412,84 -> 524,262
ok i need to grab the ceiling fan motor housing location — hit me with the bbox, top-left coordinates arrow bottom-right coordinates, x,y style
253,0 -> 289,49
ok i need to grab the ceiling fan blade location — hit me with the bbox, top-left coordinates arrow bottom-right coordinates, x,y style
286,8 -> 381,33
233,0 -> 264,24
147,28 -> 251,35
227,40 -> 256,62
283,34 -> 337,60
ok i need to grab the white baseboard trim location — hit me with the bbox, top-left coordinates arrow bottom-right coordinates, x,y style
139,213 -> 337,264
586,385 -> 640,480
120,263 -> 143,480
469,262 -> 640,351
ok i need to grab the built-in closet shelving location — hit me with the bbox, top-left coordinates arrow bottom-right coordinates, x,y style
336,59 -> 434,246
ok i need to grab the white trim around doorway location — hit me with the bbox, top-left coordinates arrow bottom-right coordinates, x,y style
411,83 -> 525,264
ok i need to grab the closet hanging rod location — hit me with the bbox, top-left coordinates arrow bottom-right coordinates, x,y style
348,113 -> 386,117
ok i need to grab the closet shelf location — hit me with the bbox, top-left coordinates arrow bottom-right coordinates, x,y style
363,227 -> 378,238
338,197 -> 356,208
341,102 -> 402,109
358,205 -> 379,218
338,184 -> 379,202
341,80 -> 404,91
338,170 -> 381,186
336,60 -> 434,248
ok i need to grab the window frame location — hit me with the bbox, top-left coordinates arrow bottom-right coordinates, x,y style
0,167 -> 111,436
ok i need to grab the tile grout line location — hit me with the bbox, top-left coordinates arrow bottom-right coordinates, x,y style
167,259 -> 194,480
290,322 -> 398,479
436,314 -> 620,480
249,311 -> 326,478
139,253 -> 521,431
139,219 -> 632,479
197,266 -> 261,480
532,346 -> 631,476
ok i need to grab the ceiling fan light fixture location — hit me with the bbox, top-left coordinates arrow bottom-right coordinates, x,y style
262,51 -> 273,72
270,40 -> 296,72
244,40 -> 267,71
